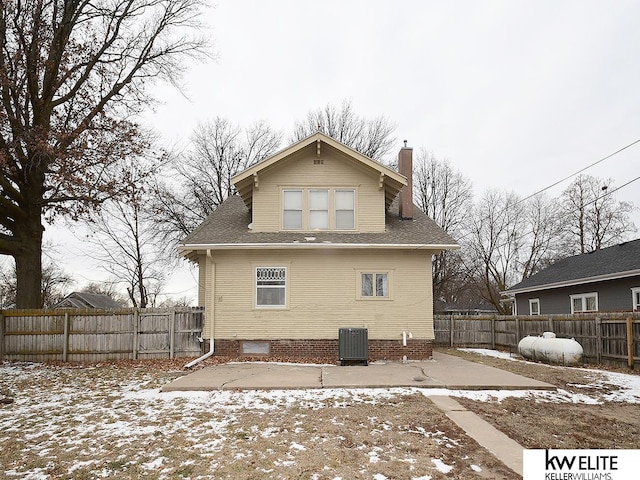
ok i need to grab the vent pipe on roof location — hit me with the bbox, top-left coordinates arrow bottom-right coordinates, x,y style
398,142 -> 413,220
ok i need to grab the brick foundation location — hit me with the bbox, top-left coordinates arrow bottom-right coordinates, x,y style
207,338 -> 433,362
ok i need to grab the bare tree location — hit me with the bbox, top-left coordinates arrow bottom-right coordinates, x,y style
87,160 -> 169,308
466,190 -> 526,313
561,175 -> 636,254
152,118 -> 282,242
291,100 -> 396,161
413,150 -> 473,308
0,0 -> 208,308
518,194 -> 565,279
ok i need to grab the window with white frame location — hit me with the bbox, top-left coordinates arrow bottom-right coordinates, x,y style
529,298 -> 540,315
256,267 -> 287,307
283,190 -> 303,229
570,292 -> 598,313
335,189 -> 355,230
282,188 -> 356,230
308,189 -> 329,229
632,287 -> 640,311
361,272 -> 389,298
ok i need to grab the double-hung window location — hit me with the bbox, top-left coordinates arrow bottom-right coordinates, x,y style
529,298 -> 540,315
361,272 -> 388,298
283,190 -> 303,230
335,189 -> 355,230
256,267 -> 287,308
282,188 -> 356,230
632,287 -> 640,311
570,292 -> 598,313
308,189 -> 329,229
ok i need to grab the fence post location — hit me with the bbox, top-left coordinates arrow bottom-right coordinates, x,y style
63,312 -> 70,362
595,317 -> 602,364
515,317 -> 520,347
133,309 -> 139,360
0,311 -> 5,361
548,317 -> 553,333
491,316 -> 496,349
627,317 -> 634,369
449,316 -> 454,347
169,309 -> 175,359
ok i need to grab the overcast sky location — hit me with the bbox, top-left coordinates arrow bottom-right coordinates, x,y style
42,0 -> 640,302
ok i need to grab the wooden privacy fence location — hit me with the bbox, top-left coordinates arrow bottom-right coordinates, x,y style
434,313 -> 640,368
0,307 -> 204,363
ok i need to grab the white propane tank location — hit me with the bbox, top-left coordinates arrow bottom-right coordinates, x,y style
517,332 -> 583,365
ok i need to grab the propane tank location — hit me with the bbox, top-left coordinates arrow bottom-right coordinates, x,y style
517,332 -> 583,366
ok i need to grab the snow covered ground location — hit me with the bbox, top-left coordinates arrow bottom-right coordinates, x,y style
1,349 -> 639,479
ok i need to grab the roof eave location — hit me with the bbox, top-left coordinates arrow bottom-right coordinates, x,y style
179,242 -> 460,253
503,268 -> 640,295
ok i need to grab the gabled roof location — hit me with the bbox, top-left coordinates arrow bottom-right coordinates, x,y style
506,239 -> 640,294
232,132 -> 407,210
55,292 -> 122,309
179,194 -> 459,260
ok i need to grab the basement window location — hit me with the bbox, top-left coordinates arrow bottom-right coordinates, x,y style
241,341 -> 270,355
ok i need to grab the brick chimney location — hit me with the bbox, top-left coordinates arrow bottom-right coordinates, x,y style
398,141 -> 413,220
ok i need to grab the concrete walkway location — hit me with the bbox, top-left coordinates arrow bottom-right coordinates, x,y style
161,352 -> 549,477
161,351 -> 554,391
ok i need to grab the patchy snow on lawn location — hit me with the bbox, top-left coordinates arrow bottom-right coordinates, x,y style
2,351 -> 638,479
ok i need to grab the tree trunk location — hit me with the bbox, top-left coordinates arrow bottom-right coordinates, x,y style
13,215 -> 44,309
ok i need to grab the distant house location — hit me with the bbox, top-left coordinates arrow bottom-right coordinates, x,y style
434,300 -> 498,316
179,132 -> 459,360
55,292 -> 122,309
504,239 -> 640,315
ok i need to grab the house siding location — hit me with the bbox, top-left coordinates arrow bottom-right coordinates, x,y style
515,275 -> 640,314
251,144 -> 385,233
199,249 -> 434,346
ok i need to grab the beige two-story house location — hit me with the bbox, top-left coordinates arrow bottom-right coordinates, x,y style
179,132 -> 459,361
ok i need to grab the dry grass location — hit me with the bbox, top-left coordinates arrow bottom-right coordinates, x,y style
441,348 -> 640,450
2,350 -> 638,479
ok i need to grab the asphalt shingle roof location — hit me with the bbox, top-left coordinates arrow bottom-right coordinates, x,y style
180,194 -> 458,248
506,238 -> 640,292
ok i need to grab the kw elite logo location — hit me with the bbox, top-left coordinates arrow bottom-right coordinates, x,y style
523,449 -> 638,480
544,450 -> 616,480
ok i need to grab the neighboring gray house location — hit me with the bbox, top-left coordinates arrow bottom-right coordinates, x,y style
55,292 -> 122,309
504,239 -> 640,315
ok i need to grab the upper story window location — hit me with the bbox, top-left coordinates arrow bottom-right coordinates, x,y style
309,189 -> 329,229
570,292 -> 598,313
529,298 -> 540,315
335,189 -> 355,230
283,190 -> 303,230
632,287 -> 640,311
282,188 -> 356,231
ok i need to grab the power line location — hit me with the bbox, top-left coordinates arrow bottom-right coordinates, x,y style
514,137 -> 640,206
583,175 -> 640,208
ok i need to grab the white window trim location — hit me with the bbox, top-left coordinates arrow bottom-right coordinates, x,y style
255,266 -> 288,309
570,292 -> 598,314
281,187 -> 357,231
632,287 -> 640,311
357,270 -> 393,300
529,298 -> 540,316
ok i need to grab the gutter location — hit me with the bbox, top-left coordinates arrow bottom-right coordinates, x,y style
178,242 -> 461,251
184,249 -> 215,369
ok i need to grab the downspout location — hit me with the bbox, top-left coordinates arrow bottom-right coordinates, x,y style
185,250 -> 215,369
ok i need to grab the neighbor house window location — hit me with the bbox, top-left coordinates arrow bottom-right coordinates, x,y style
361,273 -> 388,298
256,267 -> 287,307
335,189 -> 355,230
529,298 -> 540,316
283,190 -> 303,229
308,189 -> 329,229
570,292 -> 598,313
632,287 -> 640,311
